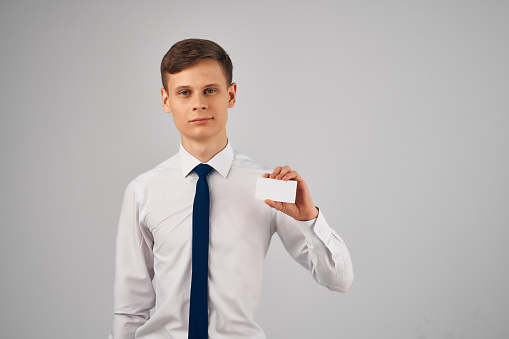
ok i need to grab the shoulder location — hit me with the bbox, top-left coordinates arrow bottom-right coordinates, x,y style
231,149 -> 272,174
128,153 -> 180,189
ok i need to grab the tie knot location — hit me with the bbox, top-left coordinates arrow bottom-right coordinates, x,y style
194,163 -> 213,178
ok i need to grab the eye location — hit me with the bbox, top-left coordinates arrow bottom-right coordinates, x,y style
178,90 -> 190,96
204,88 -> 216,94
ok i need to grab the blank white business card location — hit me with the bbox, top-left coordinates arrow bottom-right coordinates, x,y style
255,177 -> 297,203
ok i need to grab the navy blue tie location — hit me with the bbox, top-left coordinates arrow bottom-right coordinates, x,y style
189,164 -> 213,339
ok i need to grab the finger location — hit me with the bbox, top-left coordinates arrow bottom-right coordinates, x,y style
275,165 -> 292,179
269,166 -> 283,179
282,170 -> 302,181
262,173 -> 270,178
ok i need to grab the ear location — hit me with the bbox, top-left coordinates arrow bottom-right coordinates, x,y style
227,82 -> 237,108
161,88 -> 172,113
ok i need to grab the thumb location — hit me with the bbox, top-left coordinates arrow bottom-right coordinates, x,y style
264,199 -> 284,211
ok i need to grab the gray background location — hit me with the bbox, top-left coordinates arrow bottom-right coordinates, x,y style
1,0 -> 508,338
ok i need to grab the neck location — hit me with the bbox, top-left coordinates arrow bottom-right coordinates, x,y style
181,135 -> 228,163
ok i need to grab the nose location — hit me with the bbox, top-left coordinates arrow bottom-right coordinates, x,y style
192,93 -> 208,111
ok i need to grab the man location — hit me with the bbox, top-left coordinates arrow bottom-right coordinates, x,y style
109,38 -> 353,339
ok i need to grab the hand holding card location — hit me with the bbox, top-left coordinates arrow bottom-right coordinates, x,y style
260,165 -> 319,221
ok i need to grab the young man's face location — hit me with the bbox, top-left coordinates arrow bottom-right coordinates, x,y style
161,59 -> 236,146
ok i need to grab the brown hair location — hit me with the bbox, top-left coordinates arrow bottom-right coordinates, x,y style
160,38 -> 233,91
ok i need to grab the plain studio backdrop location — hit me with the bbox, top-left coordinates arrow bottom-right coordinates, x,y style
1,1 -> 508,338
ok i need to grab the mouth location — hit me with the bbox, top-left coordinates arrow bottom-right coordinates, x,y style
190,117 -> 213,123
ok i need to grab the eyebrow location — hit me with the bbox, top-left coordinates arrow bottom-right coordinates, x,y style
173,83 -> 222,91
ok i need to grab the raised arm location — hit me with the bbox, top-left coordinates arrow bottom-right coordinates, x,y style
263,166 -> 354,292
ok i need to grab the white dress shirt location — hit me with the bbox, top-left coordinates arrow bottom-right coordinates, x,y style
109,142 -> 353,339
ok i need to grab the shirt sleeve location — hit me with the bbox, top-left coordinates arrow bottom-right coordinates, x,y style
274,208 -> 354,292
109,180 -> 155,338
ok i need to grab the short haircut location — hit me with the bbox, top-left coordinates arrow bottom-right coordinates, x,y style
160,38 -> 233,92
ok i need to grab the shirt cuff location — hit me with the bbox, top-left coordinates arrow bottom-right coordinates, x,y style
295,208 -> 331,247
294,208 -> 349,279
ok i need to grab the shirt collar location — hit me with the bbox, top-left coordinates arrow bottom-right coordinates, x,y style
179,140 -> 234,178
